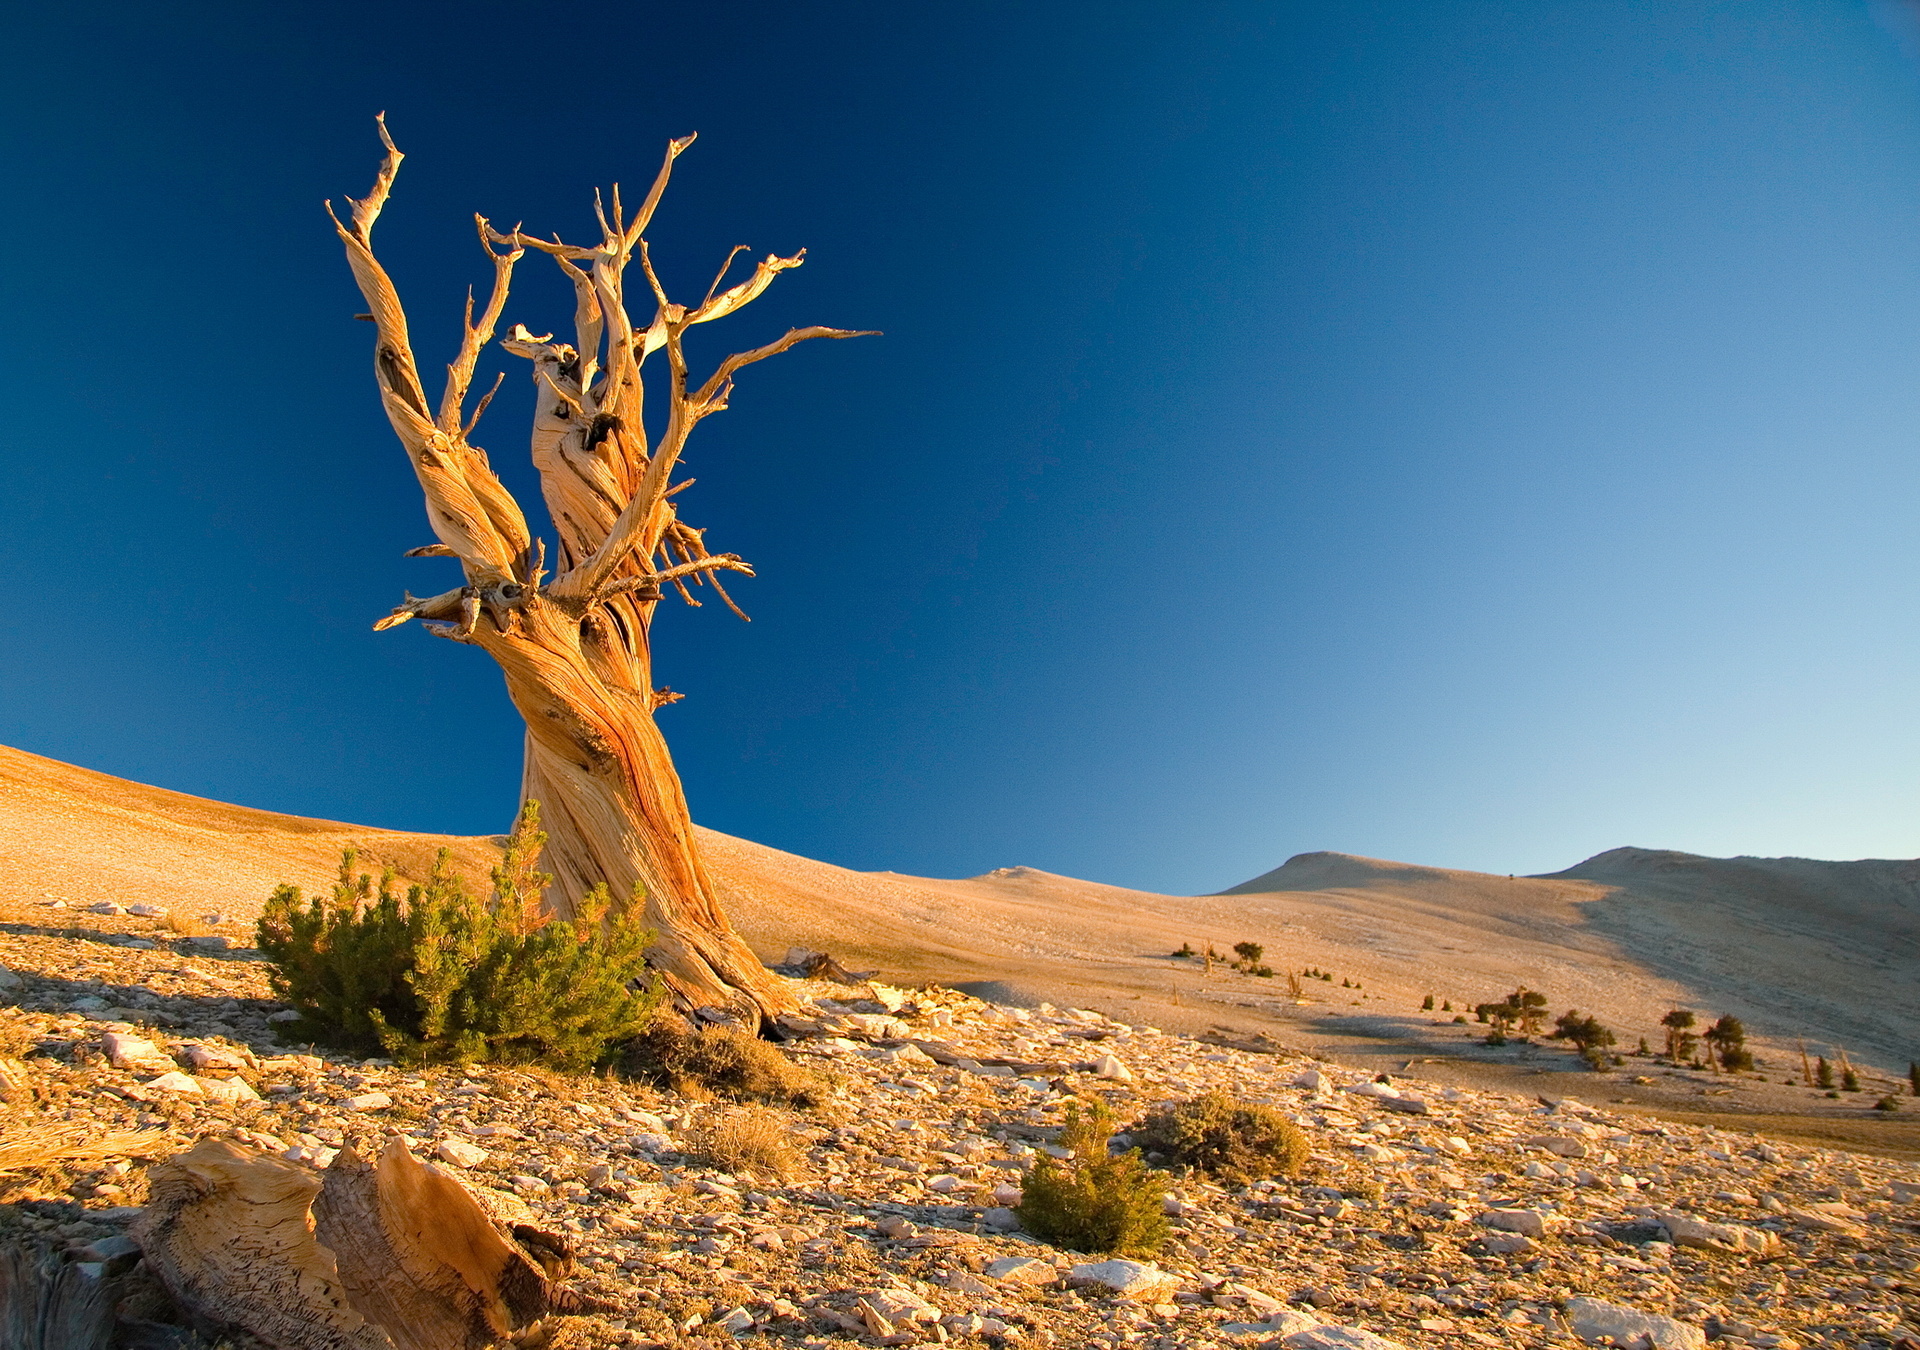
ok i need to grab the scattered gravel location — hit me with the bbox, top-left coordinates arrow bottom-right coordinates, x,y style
0,924 -> 1916,1350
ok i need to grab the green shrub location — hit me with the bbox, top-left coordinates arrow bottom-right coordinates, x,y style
1232,941 -> 1264,966
1131,1090 -> 1309,1183
1015,1097 -> 1169,1257
257,803 -> 662,1070
1421,994 -> 1434,1011
620,1019 -> 822,1107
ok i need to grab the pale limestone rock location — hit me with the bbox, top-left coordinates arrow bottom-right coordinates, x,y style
1479,1207 -> 1548,1237
434,1138 -> 489,1168
101,1033 -> 171,1070
1565,1297 -> 1706,1350
1652,1209 -> 1781,1256
1281,1325 -> 1410,1350
1066,1258 -> 1176,1298
984,1256 -> 1056,1285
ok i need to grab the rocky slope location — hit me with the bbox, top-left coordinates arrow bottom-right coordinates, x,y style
0,915 -> 1915,1350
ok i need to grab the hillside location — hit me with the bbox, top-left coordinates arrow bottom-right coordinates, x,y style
2,743 -> 1914,1088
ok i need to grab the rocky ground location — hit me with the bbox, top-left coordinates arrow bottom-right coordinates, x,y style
0,904 -> 1917,1350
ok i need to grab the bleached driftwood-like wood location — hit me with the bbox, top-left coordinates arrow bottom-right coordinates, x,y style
135,1137 -> 602,1350
333,118 -> 874,1023
133,1138 -> 393,1350
311,1139 -> 553,1350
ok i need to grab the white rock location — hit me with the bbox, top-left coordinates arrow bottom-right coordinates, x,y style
196,1075 -> 260,1103
344,1091 -> 392,1111
944,1314 -> 1011,1336
944,1270 -> 995,1296
1292,1069 -> 1329,1091
1564,1297 -> 1705,1350
146,1071 -> 202,1095
1477,1230 -> 1534,1255
865,982 -> 912,1013
863,1289 -> 940,1324
180,1044 -> 250,1073
1478,1207 -> 1547,1237
842,1013 -> 911,1040
435,1139 -> 489,1168
991,1181 -> 1023,1205
982,1205 -> 1021,1230
1066,1258 -> 1176,1298
1281,1325 -> 1409,1350
189,935 -> 231,950
1652,1209 -> 1781,1256
984,1256 -> 1056,1285
101,1033 -> 171,1070
1439,1136 -> 1472,1156
127,904 -> 167,918
1263,1311 -> 1328,1336
1092,1053 -> 1133,1081
1526,1134 -> 1590,1158
88,902 -> 125,915
713,1307 -> 754,1334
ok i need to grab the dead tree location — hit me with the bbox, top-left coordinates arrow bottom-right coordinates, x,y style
331,119 -> 872,1022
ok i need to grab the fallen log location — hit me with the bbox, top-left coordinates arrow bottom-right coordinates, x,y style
135,1135 -> 605,1349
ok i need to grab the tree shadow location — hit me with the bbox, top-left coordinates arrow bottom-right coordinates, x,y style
1,967 -> 283,1045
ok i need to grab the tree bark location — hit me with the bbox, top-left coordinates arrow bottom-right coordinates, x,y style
331,119 -> 872,1024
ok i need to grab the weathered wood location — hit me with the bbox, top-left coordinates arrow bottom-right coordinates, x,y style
311,1139 -> 551,1350
135,1136 -> 605,1350
333,119 -> 873,1025
0,1243 -> 118,1350
132,1138 -> 393,1350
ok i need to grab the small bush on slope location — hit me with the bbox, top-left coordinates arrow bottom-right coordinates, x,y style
257,803 -> 662,1070
620,1020 -> 823,1107
1132,1090 -> 1309,1182
1016,1096 -> 1170,1257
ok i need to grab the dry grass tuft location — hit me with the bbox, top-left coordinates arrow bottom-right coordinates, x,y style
686,1106 -> 801,1180
161,911 -> 210,938
0,1113 -> 172,1176
620,1021 -> 823,1107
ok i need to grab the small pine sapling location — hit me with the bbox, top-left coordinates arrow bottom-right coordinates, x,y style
1421,994 -> 1434,1011
258,802 -> 662,1070
1015,1097 -> 1170,1257
1842,1066 -> 1860,1092
1816,1057 -> 1834,1090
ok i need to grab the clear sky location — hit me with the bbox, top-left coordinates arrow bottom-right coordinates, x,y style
5,2 -> 1920,892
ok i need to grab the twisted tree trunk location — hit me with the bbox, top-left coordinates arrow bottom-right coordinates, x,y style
331,119 -> 871,1022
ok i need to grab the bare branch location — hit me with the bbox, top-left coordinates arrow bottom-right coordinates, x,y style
702,246 -> 752,307
330,118 -> 532,582
622,134 -> 698,250
598,554 -> 755,600
437,217 -> 523,433
373,586 -> 466,631
403,544 -> 458,558
689,251 -> 806,325
462,370 -> 505,437
693,326 -> 880,409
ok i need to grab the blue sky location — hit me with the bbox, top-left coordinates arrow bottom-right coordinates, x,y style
5,2 -> 1920,891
